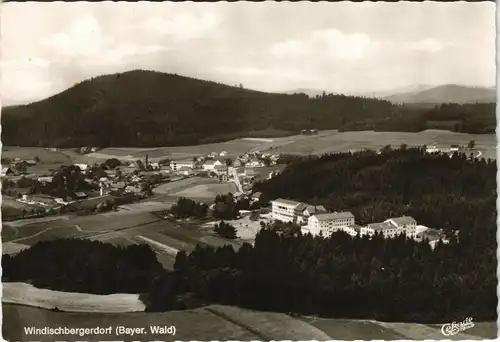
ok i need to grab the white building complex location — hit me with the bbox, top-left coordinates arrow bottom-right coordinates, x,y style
360,216 -> 417,238
270,198 -> 419,240
271,198 -> 306,223
307,212 -> 355,237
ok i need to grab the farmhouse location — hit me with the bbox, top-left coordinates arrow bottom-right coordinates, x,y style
1,167 -> 14,176
74,192 -> 88,200
247,160 -> 265,168
306,212 -> 355,237
37,176 -> 54,185
178,166 -> 194,176
74,164 -> 89,172
203,160 -> 223,171
170,159 -> 195,171
251,192 -> 262,202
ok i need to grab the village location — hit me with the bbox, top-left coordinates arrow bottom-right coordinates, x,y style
1,147 -> 283,221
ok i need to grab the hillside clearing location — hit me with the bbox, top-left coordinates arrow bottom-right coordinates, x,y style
3,283 -> 145,313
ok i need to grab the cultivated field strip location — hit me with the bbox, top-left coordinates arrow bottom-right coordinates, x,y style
2,242 -> 30,255
3,283 -> 145,313
206,305 -> 333,340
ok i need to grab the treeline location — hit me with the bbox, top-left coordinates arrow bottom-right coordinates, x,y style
2,70 -> 495,148
2,239 -> 164,294
4,228 -> 496,323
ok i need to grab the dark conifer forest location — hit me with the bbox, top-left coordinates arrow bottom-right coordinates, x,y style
2,70 -> 495,147
3,148 -> 497,324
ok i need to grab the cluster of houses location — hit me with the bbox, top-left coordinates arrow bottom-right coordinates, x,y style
270,198 -> 448,247
2,158 -> 38,177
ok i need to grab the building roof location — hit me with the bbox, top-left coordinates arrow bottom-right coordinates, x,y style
348,224 -> 362,231
295,203 -> 307,212
74,192 -> 88,198
173,159 -> 194,164
314,211 -> 354,222
386,216 -> 417,226
252,192 -> 262,197
417,228 -> 446,241
305,205 -> 328,215
272,198 -> 303,208
367,222 -> 394,231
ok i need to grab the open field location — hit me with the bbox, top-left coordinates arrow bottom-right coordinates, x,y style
300,316 -> 495,340
83,139 -> 265,161
1,212 -> 160,246
118,201 -> 175,213
3,283 -> 145,313
4,302 -> 495,342
2,147 -> 72,164
204,212 -> 272,242
256,130 -> 497,159
152,176 -> 214,194
171,182 -> 238,199
2,242 -> 30,255
4,130 -> 495,173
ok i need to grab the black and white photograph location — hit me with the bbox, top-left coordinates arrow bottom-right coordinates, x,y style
1,1 -> 497,341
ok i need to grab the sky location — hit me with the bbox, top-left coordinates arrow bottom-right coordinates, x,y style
1,2 -> 496,106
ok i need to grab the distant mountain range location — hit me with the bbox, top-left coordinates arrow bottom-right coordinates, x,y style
2,70 -> 495,148
283,84 -> 496,104
382,84 -> 496,104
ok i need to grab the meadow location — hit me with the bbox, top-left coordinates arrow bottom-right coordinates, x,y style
171,183 -> 238,199
3,283 -> 146,313
4,130 -> 495,171
3,302 -> 494,341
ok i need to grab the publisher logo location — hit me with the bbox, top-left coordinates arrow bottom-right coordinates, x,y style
441,317 -> 475,336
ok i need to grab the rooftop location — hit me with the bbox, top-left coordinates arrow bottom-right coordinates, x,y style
314,211 -> 354,221
367,222 -> 394,231
386,216 -> 417,226
272,198 -> 303,208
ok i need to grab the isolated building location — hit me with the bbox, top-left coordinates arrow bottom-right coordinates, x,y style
203,160 -> 223,171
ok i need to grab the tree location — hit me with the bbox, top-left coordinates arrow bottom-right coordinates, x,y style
468,140 -> 476,149
214,221 -> 237,239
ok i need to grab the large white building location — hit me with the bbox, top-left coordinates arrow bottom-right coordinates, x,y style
384,216 -> 417,238
361,216 -> 417,239
307,211 -> 355,237
271,198 -> 306,223
170,160 -> 195,171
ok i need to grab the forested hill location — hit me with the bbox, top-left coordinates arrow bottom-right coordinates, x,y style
2,70 -> 495,148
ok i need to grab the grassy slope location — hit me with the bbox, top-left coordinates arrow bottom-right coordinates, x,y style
3,302 -> 496,341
